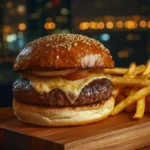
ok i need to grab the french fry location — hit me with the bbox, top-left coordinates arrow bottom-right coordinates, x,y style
123,62 -> 136,78
104,68 -> 127,75
112,76 -> 150,87
137,74 -> 150,79
132,65 -> 145,76
106,60 -> 150,119
124,88 -> 137,112
133,59 -> 150,119
142,59 -> 150,75
133,97 -> 146,119
104,64 -> 145,76
111,86 -> 150,115
113,87 -> 123,98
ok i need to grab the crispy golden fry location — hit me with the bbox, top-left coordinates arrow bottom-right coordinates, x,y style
113,87 -> 123,98
104,68 -> 127,75
133,97 -> 146,119
133,60 -> 150,118
123,88 -> 137,112
137,74 -> 150,79
132,65 -> 145,76
104,64 -> 145,76
107,60 -> 150,119
111,86 -> 150,115
112,76 -> 150,87
142,59 -> 150,75
123,62 -> 136,78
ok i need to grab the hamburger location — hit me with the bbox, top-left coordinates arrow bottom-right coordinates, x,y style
13,33 -> 115,126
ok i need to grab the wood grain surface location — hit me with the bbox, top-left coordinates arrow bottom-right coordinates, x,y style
0,108 -> 150,150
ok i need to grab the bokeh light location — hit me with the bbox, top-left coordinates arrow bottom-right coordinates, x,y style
18,23 -> 26,30
44,22 -> 56,30
89,22 -> 97,29
6,1 -> 13,8
116,21 -> 124,28
147,21 -> 150,28
139,20 -> 146,28
3,26 -> 12,33
17,5 -> 26,15
97,22 -> 105,29
124,20 -> 136,29
106,22 -> 113,29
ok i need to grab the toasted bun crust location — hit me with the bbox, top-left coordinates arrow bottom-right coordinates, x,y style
13,97 -> 115,127
14,34 -> 114,71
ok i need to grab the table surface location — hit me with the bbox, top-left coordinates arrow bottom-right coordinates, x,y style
0,107 -> 150,150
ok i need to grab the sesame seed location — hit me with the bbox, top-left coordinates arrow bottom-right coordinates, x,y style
26,33 -> 110,55
56,55 -> 59,59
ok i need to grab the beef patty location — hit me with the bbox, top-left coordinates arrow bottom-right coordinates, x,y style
13,78 -> 113,107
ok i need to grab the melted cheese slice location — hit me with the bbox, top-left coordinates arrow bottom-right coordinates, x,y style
25,73 -> 111,104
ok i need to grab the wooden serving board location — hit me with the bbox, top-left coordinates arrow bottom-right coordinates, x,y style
0,108 -> 150,150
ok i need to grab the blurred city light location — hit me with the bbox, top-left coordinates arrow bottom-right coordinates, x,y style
106,22 -> 113,29
6,34 -> 17,43
147,21 -> 150,28
6,1 -> 13,8
17,5 -> 26,15
60,8 -> 69,15
79,22 -> 89,30
116,21 -> 124,28
44,22 -> 56,30
2,26 -> 12,33
124,20 -> 136,29
97,22 -> 105,29
89,22 -> 97,29
100,33 -> 110,41
118,50 -> 129,58
139,20 -> 146,28
18,23 -> 26,30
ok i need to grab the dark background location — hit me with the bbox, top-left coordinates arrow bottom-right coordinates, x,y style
0,0 -> 150,107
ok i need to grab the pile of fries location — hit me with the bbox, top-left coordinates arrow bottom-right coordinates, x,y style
104,59 -> 150,119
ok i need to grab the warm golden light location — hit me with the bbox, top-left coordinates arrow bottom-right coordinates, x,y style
124,20 -> 136,29
44,22 -> 56,30
17,5 -> 26,15
82,22 -> 89,30
106,22 -> 113,29
2,26 -> 12,33
139,20 -> 146,28
97,22 -> 105,29
79,22 -> 84,30
118,50 -> 129,58
147,21 -> 150,28
134,21 -> 138,28
6,1 -> 13,8
79,22 -> 89,30
18,23 -> 26,30
116,21 -> 123,28
89,22 -> 97,29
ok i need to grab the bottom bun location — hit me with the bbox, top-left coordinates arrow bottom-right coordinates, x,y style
13,97 -> 115,127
